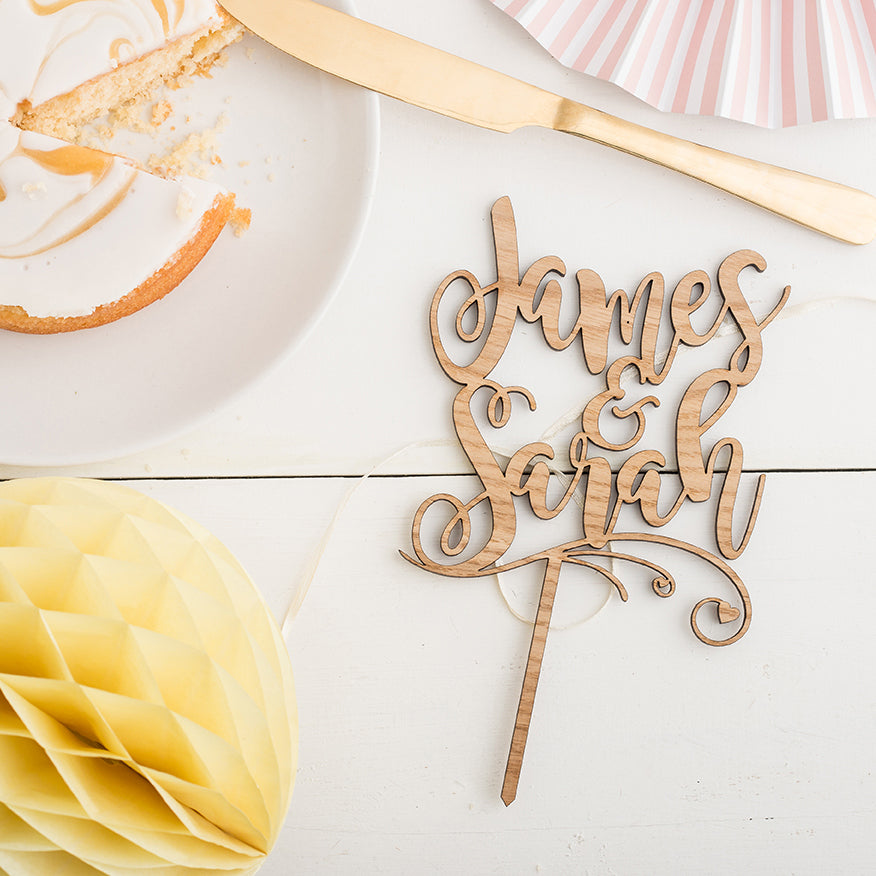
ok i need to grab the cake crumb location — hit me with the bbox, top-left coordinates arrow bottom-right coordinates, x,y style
151,99 -> 173,127
22,181 -> 47,200
229,206 -> 251,237
148,115 -> 228,180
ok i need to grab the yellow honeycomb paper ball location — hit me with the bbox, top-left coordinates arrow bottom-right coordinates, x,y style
0,478 -> 297,875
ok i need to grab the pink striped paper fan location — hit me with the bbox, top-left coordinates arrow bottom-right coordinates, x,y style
491,0 -> 876,127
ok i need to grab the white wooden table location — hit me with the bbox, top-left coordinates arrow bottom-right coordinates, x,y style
4,1 -> 876,872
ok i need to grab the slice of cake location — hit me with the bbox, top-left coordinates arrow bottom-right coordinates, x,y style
0,1 -> 246,333
1,2 -> 245,139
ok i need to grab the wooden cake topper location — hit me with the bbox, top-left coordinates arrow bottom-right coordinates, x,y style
402,196 -> 790,805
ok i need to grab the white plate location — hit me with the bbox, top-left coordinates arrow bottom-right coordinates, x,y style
0,1 -> 378,466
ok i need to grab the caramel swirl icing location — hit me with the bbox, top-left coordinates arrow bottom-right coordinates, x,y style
26,0 -> 182,38
20,143 -> 114,182
109,37 -> 136,63
0,133 -> 135,260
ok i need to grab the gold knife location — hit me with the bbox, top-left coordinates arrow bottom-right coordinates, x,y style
219,0 -> 876,244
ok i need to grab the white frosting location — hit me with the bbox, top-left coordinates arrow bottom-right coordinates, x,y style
0,122 -> 223,318
0,0 -> 224,120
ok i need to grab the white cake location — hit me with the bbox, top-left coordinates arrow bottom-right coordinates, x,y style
0,1 -> 245,333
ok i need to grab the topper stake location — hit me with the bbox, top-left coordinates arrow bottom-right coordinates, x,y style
502,557 -> 562,805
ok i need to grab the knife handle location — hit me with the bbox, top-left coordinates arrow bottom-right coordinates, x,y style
553,99 -> 876,245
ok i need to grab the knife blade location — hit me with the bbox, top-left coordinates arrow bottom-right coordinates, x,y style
219,0 -> 876,244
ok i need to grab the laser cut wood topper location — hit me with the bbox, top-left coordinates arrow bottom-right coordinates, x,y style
402,196 -> 790,805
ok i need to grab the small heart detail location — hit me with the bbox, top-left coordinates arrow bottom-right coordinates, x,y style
717,601 -> 740,624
